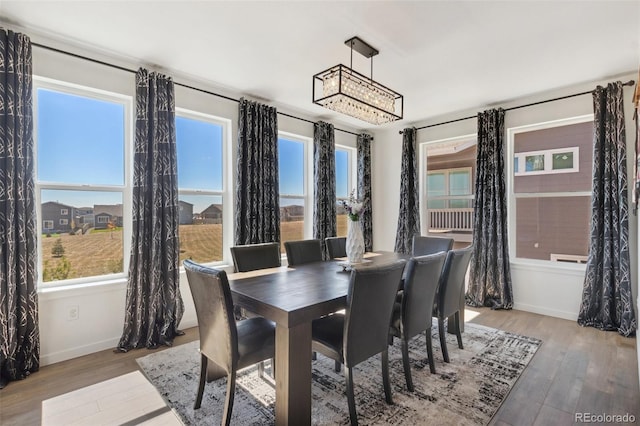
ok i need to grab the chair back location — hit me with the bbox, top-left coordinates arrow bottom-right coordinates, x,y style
437,246 -> 473,318
230,242 -> 281,272
325,237 -> 347,259
183,259 -> 237,373
343,260 -> 406,367
402,252 -> 447,338
284,239 -> 323,266
412,235 -> 454,256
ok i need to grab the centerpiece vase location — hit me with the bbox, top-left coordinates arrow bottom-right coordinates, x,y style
346,219 -> 365,264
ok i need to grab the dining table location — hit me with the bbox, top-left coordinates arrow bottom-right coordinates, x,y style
227,251 -> 408,425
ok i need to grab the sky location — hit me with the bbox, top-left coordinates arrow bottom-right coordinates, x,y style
37,88 -> 349,213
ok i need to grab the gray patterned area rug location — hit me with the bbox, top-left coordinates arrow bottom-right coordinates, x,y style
137,322 -> 541,425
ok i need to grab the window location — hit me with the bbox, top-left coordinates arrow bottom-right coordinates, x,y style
335,146 -> 355,237
97,216 -> 109,224
279,133 -> 310,253
509,116 -> 593,263
35,79 -> 131,285
176,111 -> 226,264
426,168 -> 473,209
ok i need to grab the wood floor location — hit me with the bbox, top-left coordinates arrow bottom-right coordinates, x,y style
1,308 -> 638,425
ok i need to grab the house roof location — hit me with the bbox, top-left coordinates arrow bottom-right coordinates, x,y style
93,204 -> 123,217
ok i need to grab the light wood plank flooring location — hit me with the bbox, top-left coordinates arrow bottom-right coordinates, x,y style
0,308 -> 637,425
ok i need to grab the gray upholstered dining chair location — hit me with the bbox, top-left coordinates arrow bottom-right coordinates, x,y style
311,260 -> 406,425
230,242 -> 281,272
325,236 -> 347,259
412,235 -> 454,256
183,259 -> 275,426
284,239 -> 323,266
434,246 -> 473,363
389,252 -> 447,390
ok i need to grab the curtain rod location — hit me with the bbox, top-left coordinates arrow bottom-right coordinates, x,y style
31,42 -> 365,138
399,79 -> 636,134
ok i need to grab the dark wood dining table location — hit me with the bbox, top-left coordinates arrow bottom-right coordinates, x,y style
227,251 -> 408,425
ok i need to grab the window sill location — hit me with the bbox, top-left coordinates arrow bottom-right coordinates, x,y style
511,258 -> 586,276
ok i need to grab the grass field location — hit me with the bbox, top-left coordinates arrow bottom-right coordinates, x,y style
41,215 -> 349,282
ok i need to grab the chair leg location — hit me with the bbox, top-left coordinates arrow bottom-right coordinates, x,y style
438,318 -> 450,363
222,372 -> 236,426
425,326 -> 436,374
271,358 -> 276,378
194,354 -> 207,409
335,360 -> 342,373
454,311 -> 463,349
344,366 -> 358,426
401,336 -> 414,392
382,349 -> 393,405
258,361 -> 265,379
312,351 -> 317,360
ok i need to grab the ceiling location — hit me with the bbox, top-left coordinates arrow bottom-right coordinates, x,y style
2,1 -> 639,130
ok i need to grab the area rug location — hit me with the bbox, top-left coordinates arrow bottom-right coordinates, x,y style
137,322 -> 541,425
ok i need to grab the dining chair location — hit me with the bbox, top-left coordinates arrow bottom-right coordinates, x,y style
183,259 -> 276,426
433,246 -> 473,363
412,235 -> 454,256
311,260 -> 406,425
284,239 -> 323,266
389,252 -> 447,391
230,242 -> 281,272
325,236 -> 347,259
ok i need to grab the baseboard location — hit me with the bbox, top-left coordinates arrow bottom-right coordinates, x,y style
41,336 -> 121,366
513,302 -> 578,321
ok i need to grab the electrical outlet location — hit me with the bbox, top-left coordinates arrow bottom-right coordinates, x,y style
67,305 -> 79,321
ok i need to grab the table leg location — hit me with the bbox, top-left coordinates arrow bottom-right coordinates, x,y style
275,322 -> 312,426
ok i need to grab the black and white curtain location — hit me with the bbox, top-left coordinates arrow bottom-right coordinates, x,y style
394,128 -> 420,254
0,29 -> 39,388
466,108 -> 513,309
578,82 -> 636,337
235,98 -> 280,245
118,69 -> 184,351
357,133 -> 373,252
313,121 -> 336,260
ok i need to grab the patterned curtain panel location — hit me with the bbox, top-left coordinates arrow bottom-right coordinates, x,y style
313,121 -> 336,260
578,82 -> 637,337
0,29 -> 39,389
466,108 -> 513,309
118,69 -> 184,351
394,128 -> 420,254
235,98 -> 280,245
357,133 -> 373,252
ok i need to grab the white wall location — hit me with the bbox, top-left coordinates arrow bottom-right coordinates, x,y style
28,30 -> 363,365
371,73 -> 638,323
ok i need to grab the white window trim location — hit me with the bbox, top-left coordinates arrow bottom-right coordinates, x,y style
514,146 -> 580,176
59,219 -> 68,225
97,216 -> 109,224
43,220 -> 54,229
418,134 -> 476,234
34,76 -> 133,289
60,208 -> 68,215
176,107 -> 232,267
507,114 -> 593,268
336,144 -> 357,202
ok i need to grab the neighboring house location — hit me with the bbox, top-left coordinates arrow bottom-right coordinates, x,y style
281,205 -> 304,222
93,204 -> 123,229
200,204 -> 223,224
75,207 -> 95,227
178,200 -> 193,225
41,201 -> 75,234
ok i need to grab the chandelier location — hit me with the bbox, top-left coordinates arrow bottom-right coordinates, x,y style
312,37 -> 403,125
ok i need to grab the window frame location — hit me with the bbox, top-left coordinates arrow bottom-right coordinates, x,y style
335,144 -> 357,238
34,76 -> 133,289
507,114 -> 593,269
426,166 -> 473,209
175,107 -> 232,267
514,146 -> 580,176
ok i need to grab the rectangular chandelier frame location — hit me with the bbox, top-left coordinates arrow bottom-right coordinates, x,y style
312,64 -> 404,125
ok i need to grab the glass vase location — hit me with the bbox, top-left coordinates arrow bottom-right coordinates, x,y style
346,219 -> 365,264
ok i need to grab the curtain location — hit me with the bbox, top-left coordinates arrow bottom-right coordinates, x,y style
313,121 -> 336,260
0,29 -> 39,388
466,108 -> 513,309
578,82 -> 636,337
235,98 -> 280,245
357,133 -> 373,252
118,69 -> 184,351
394,128 -> 420,254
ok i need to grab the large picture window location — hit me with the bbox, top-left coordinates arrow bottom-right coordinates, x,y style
279,133 -> 310,252
509,116 -> 593,263
176,111 -> 226,264
35,79 -> 131,285
335,146 -> 355,237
